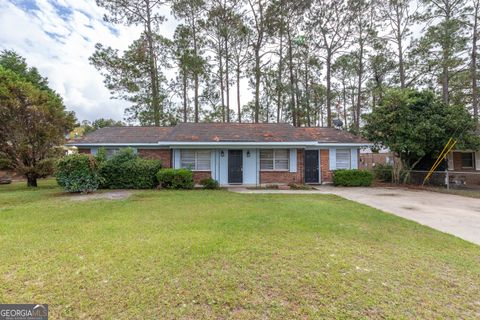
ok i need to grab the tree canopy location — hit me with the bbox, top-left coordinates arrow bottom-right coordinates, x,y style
0,53 -> 76,187
363,89 -> 479,179
89,0 -> 479,128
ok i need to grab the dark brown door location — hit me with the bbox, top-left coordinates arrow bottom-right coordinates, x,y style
228,150 -> 243,184
304,150 -> 319,183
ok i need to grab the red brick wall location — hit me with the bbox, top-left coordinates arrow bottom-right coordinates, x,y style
259,150 -> 304,184
193,171 -> 212,183
138,149 -> 172,168
320,149 -> 332,183
78,148 -> 91,154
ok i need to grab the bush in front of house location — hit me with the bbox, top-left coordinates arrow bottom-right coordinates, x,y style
56,154 -> 101,193
373,164 -> 393,182
333,169 -> 373,187
99,148 -> 162,189
200,177 -> 219,189
156,168 -> 194,189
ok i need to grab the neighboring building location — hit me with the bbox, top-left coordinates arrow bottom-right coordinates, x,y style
447,150 -> 480,171
359,148 -> 395,169
446,150 -> 480,187
66,123 -> 371,186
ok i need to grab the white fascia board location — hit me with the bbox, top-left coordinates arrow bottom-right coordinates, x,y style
315,143 -> 373,147
162,141 -> 318,148
66,141 -> 373,148
65,143 -> 162,147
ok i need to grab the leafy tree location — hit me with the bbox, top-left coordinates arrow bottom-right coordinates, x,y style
378,0 -> 418,88
90,34 -> 171,125
0,50 -> 51,92
0,66 -> 76,187
246,0 -> 270,123
171,0 -> 207,123
416,0 -> 471,104
363,89 -> 479,182
82,118 -> 124,134
309,0 -> 352,127
470,0 -> 480,120
94,0 -> 167,126
333,53 -> 357,128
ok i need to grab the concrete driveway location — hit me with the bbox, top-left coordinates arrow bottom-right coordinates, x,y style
230,186 -> 480,245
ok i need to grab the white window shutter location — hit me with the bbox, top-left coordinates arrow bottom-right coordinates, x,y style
329,148 -> 336,170
476,151 -> 480,171
289,149 -> 297,172
350,148 -> 358,169
447,152 -> 454,170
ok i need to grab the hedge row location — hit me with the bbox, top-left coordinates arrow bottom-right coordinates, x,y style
56,148 -> 218,193
333,169 -> 373,187
99,149 -> 162,189
56,154 -> 101,193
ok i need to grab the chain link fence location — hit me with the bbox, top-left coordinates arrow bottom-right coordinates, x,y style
371,167 -> 480,191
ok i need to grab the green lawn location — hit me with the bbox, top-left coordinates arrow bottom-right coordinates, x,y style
1,181 -> 479,319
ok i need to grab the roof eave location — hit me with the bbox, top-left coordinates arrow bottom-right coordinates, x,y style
66,141 -> 373,148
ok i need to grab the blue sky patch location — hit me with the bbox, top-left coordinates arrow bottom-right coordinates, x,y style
10,0 -> 39,11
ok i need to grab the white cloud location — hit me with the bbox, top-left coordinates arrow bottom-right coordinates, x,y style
0,0 -> 176,122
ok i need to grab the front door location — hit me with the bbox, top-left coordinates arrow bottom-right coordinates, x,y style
228,150 -> 243,184
304,150 -> 319,183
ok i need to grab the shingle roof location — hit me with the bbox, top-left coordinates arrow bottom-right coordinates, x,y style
165,123 -> 304,142
70,126 -> 173,144
68,123 -> 370,145
298,127 -> 370,144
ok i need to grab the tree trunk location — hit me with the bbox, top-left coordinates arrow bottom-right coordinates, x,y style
237,57 -> 242,123
342,81 -> 348,129
145,2 -> 161,126
326,50 -> 332,127
27,174 -> 37,187
356,41 -> 364,131
287,30 -> 296,126
396,4 -> 406,89
193,22 -> 200,123
182,66 -> 188,122
277,32 -> 284,123
294,67 -> 301,126
219,41 -> 225,122
254,46 -> 261,123
305,57 -> 311,127
472,1 -> 479,121
225,37 -> 231,123
442,9 -> 452,104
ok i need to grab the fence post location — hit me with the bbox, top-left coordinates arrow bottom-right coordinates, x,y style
445,169 -> 449,190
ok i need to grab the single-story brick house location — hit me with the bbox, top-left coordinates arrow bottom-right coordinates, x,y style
445,149 -> 480,187
66,123 -> 371,186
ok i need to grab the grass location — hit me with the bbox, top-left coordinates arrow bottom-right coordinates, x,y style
425,186 -> 480,199
1,180 -> 480,319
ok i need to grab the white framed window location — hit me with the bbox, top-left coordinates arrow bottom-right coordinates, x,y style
105,148 -> 120,158
180,150 -> 211,171
260,149 -> 289,171
460,152 -> 475,169
336,149 -> 351,169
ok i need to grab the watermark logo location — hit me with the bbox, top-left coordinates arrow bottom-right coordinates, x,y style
0,304 -> 48,320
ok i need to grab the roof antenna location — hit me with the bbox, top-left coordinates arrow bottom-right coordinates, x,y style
333,118 -> 344,128
333,102 -> 343,128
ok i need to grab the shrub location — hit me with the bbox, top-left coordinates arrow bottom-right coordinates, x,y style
156,168 -> 194,189
99,149 -> 161,189
288,183 -> 312,190
333,169 -> 373,187
56,154 -> 101,193
373,164 -> 393,182
200,177 -> 219,189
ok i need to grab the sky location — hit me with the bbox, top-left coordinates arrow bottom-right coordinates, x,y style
0,0 -> 178,122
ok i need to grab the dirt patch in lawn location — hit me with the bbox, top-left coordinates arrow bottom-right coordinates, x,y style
67,190 -> 133,201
